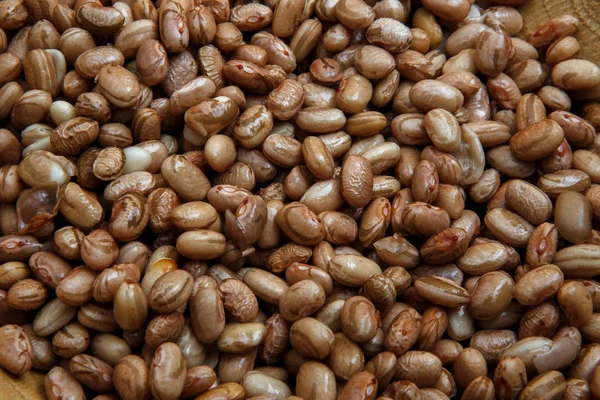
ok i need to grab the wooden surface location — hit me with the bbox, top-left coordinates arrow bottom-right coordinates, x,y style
0,368 -> 45,400
519,0 -> 600,63
2,1 -> 600,399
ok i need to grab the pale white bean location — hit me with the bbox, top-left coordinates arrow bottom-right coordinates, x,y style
122,147 -> 152,174
49,101 -> 77,126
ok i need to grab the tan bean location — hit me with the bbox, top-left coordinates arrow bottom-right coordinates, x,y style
475,23 -> 511,77
392,114 -> 429,147
537,86 -> 571,113
537,169 -> 591,198
276,202 -> 325,245
148,270 -> 194,314
424,109 -> 461,152
554,244 -> 600,278
217,322 -> 266,353
114,281 -> 147,332
354,45 -> 395,80
81,229 -> 119,271
552,59 -> 600,91
328,255 -> 382,287
468,271 -> 514,320
340,296 -> 380,343
421,147 -> 463,186
113,355 -> 150,400
149,342 -> 187,400
401,202 -> 451,238
516,265 -> 563,308
267,80 -> 303,121
329,333 -> 364,380
52,322 -> 90,359
220,278 -> 259,322
526,222 -> 559,268
279,280 -> 326,322
509,120 -> 565,161
263,134 -> 304,168
572,150 -> 600,183
44,366 -> 86,400
56,266 -> 97,306
507,59 -> 549,94
290,317 -> 334,359
0,324 -> 33,375
296,361 -> 337,400
415,276 -> 470,307
385,308 -> 421,356
504,179 -> 553,225
412,7 -> 442,48
564,378 -> 592,400
484,208 -> 534,248
555,191 -> 592,244
396,351 -> 442,388
420,227 -> 470,264
453,348 -> 487,391
341,155 -> 373,208
189,276 -> 225,344
69,354 -> 114,393
374,234 -> 420,269
457,242 -> 508,275
558,281 -> 593,327
518,370 -> 565,400
268,243 -> 312,274
410,80 -> 464,114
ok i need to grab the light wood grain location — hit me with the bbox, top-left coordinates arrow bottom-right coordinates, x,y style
519,0 -> 600,63
0,369 -> 45,400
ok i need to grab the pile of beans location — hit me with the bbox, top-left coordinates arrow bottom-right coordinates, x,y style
2,0 -> 600,399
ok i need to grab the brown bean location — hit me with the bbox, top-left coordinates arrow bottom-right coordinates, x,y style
52,322 -> 90,359
276,202 -> 325,245
296,361 -> 337,400
558,281 -> 593,327
555,191 -> 592,244
411,80 -> 464,113
475,23 -> 511,77
70,354 -> 114,393
515,264 -> 563,307
509,120 -> 565,161
56,266 -> 97,306
504,179 -> 553,225
113,281 -> 147,332
414,276 -> 470,307
552,59 -> 600,91
385,308 -> 421,356
354,45 -> 395,80
420,227 -> 470,264
328,332 -> 364,380
113,355 -> 150,400
396,351 -> 442,387
290,317 -> 334,359
519,370 -> 566,400
484,208 -> 534,248
340,296 -> 380,343
468,271 -> 514,320
277,279 -> 325,322
0,324 -> 33,375
149,342 -> 187,400
217,322 -> 267,353
148,270 -> 194,314
220,279 -> 259,322
329,255 -> 382,287
457,242 -> 508,275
